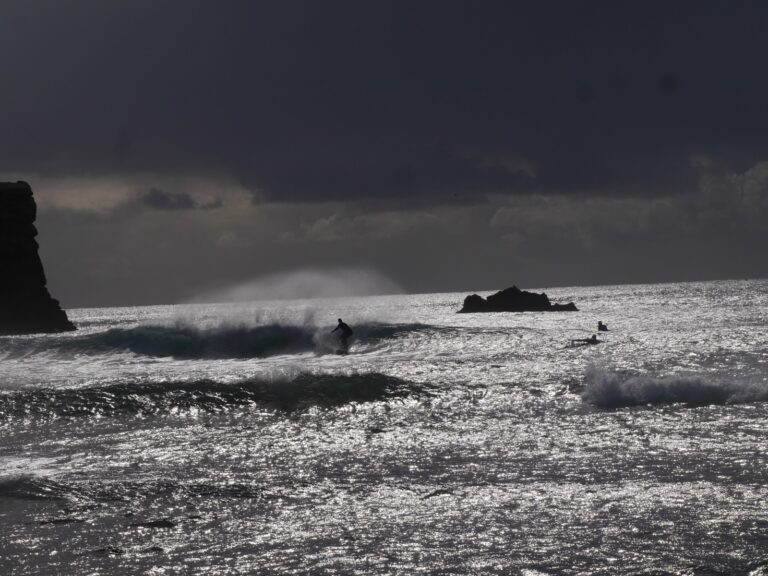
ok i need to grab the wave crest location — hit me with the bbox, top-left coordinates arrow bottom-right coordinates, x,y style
0,373 -> 431,419
581,365 -> 768,408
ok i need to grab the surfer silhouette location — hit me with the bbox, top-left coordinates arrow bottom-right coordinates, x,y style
569,334 -> 600,346
597,321 -> 608,332
332,318 -> 353,353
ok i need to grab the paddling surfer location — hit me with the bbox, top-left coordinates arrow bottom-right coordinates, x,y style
570,334 -> 600,346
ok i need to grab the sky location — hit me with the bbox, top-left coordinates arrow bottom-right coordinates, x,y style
1,1 -> 767,307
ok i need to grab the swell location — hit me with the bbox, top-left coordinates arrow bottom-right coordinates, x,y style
0,475 -> 74,501
2,322 -> 432,360
581,365 -> 768,408
0,475 -> 270,503
0,373 -> 432,419
75,324 -> 316,358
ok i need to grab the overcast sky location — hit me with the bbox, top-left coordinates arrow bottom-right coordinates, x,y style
2,1 -> 767,307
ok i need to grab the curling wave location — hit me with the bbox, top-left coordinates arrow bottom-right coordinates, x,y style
0,373 -> 432,419
581,365 -> 768,408
38,322 -> 433,359
72,324 -> 316,358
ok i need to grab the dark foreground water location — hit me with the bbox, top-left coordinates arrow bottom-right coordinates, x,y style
2,280 -> 768,575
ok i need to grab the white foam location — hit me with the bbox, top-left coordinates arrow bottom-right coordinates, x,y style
581,364 -> 768,407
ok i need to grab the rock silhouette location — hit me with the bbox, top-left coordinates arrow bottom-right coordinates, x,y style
459,286 -> 578,313
1,181 -> 75,335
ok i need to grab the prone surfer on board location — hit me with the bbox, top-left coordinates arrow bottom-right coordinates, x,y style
569,334 -> 601,346
332,318 -> 354,353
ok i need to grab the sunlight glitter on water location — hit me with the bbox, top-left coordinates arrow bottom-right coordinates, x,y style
1,280 -> 768,574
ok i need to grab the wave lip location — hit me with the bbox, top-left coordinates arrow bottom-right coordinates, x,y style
0,373 -> 432,419
581,366 -> 768,408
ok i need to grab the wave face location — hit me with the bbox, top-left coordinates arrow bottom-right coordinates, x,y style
0,373 -> 430,419
70,324 -> 318,359
0,476 -> 73,501
38,322 -> 431,359
581,366 -> 768,408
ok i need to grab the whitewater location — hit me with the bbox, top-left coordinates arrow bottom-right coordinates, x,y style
1,279 -> 767,575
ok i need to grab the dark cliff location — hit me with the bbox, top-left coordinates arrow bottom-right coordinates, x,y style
458,286 -> 578,313
0,181 -> 76,335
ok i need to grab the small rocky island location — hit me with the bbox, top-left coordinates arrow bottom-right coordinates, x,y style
1,181 -> 76,335
458,285 -> 578,313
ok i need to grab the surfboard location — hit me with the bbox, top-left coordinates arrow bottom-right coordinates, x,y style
567,339 -> 601,348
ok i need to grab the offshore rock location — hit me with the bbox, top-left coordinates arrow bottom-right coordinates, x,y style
0,181 -> 75,335
458,285 -> 578,313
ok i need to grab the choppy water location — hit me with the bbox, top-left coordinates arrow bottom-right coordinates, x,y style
1,280 -> 767,575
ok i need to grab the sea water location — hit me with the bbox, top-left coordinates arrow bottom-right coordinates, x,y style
1,279 -> 767,575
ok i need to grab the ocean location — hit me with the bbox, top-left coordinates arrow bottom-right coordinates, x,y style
1,279 -> 767,575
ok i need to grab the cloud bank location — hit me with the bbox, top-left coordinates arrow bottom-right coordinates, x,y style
1,1 -> 766,306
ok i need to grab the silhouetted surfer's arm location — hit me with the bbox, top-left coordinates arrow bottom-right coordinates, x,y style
332,318 -> 352,335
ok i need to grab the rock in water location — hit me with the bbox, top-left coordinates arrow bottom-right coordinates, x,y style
0,181 -> 76,335
458,285 -> 578,313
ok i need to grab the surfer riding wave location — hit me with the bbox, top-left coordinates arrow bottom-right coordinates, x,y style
332,318 -> 354,354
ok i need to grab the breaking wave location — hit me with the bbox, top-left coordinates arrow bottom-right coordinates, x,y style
0,373 -> 432,419
33,322 -> 432,359
73,324 -> 316,358
581,365 -> 768,408
0,475 -> 73,501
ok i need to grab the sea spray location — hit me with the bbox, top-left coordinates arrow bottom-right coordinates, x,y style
188,268 -> 403,303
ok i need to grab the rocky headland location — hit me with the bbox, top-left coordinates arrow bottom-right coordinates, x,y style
0,181 -> 76,335
458,285 -> 578,313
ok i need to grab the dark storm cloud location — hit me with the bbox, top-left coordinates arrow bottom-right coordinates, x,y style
4,1 -> 768,307
140,188 -> 196,211
2,1 -> 768,201
138,188 -> 222,211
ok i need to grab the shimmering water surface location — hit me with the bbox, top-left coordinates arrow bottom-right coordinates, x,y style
1,280 -> 768,575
